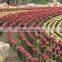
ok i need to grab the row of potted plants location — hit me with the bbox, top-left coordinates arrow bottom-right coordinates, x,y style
1,7 -> 62,62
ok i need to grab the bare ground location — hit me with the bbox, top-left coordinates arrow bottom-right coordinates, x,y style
0,32 -> 21,62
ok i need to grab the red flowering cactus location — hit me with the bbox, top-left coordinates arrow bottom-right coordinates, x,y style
52,43 -> 57,47
41,45 -> 46,49
18,32 -> 27,42
26,42 -> 33,47
28,32 -> 36,40
26,55 -> 32,62
42,38 -> 48,45
41,54 -> 48,60
19,48 -> 25,54
52,46 -> 56,52
40,42 -> 44,46
21,50 -> 26,56
25,52 -> 30,57
17,45 -> 24,50
56,47 -> 60,51
10,39 -> 18,45
2,15 -> 8,20
33,48 -> 39,53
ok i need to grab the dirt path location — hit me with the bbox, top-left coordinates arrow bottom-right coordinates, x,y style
5,49 -> 21,62
0,32 -> 21,62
